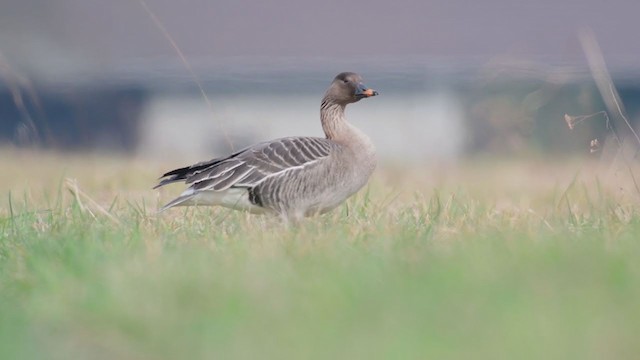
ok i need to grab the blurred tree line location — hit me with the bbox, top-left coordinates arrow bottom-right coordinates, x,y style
1,69 -> 639,158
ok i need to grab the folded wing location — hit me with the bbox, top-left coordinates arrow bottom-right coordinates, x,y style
155,137 -> 336,192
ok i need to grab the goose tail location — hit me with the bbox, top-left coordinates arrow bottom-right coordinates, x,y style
158,191 -> 196,213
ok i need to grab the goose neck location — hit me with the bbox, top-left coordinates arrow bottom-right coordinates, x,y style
320,99 -> 348,141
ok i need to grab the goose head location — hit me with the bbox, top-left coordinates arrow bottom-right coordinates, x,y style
324,72 -> 378,105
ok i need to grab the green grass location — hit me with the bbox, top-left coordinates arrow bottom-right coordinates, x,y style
1,152 -> 640,359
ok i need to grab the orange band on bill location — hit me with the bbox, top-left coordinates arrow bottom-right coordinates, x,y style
362,89 -> 376,96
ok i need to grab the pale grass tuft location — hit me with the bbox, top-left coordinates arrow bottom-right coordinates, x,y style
564,113 -> 575,130
65,178 -> 120,224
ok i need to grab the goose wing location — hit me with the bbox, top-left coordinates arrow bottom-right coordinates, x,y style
155,137 -> 336,191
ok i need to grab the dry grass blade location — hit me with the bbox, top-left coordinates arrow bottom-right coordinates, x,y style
576,28 -> 640,197
579,29 -> 640,148
135,0 -> 234,152
65,178 -> 120,224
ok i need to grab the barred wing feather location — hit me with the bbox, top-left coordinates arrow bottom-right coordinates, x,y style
155,137 -> 335,191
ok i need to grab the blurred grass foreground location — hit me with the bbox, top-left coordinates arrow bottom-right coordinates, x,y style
1,149 -> 640,359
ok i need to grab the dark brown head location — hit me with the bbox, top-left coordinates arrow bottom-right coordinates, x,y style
324,72 -> 378,105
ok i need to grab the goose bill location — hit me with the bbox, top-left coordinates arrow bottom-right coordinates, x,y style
354,83 -> 378,98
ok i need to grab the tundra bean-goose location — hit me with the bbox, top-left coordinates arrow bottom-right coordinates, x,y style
155,72 -> 379,221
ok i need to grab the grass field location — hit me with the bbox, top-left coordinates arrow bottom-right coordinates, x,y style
1,149 -> 640,359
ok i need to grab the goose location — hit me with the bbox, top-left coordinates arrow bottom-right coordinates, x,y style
155,72 -> 379,222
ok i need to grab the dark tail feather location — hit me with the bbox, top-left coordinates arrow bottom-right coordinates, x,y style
154,158 -> 227,189
154,176 -> 183,189
153,165 -> 191,189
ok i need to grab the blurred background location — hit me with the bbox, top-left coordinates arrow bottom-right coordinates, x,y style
1,0 -> 639,162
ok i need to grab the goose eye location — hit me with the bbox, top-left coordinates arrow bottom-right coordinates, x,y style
342,79 -> 349,84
